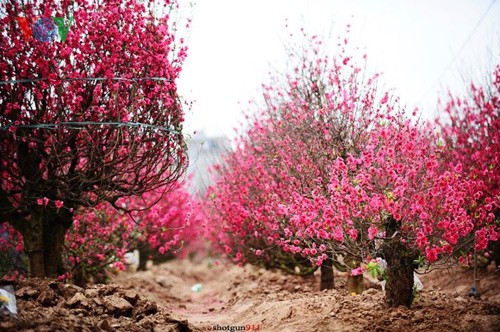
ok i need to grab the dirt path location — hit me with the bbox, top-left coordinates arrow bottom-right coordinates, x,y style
112,259 -> 500,332
3,259 -> 499,331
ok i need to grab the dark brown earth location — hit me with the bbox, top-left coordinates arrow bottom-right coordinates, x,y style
1,259 -> 499,332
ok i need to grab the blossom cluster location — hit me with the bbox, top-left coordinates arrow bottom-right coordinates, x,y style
64,183 -> 204,282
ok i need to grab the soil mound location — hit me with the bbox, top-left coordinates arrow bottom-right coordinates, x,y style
0,278 -> 194,332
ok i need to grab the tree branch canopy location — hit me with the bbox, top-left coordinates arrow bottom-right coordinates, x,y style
1,0 -> 189,220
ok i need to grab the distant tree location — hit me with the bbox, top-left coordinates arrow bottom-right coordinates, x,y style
206,31 -> 385,290
63,182 -> 202,285
0,0 -> 188,277
437,64 -> 500,267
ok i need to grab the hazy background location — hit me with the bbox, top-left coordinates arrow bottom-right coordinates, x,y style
177,0 -> 500,139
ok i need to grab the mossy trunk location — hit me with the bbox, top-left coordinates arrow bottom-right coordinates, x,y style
320,254 -> 334,290
382,216 -> 418,307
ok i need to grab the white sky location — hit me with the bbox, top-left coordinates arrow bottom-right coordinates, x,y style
177,0 -> 500,139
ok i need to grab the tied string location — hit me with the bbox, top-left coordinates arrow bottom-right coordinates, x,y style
0,77 -> 173,85
0,121 -> 182,135
1,77 -> 181,135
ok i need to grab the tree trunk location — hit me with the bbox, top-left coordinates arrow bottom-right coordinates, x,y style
73,265 -> 87,287
491,239 -> 500,267
22,212 -> 71,278
347,274 -> 364,294
138,244 -> 149,271
346,258 -> 364,294
382,217 -> 418,307
23,215 -> 45,277
43,221 -> 68,277
320,254 -> 334,290
384,252 -> 415,307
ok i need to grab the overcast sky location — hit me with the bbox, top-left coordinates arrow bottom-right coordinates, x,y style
177,0 -> 500,139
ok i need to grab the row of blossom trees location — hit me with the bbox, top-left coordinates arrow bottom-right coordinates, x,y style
205,33 -> 499,307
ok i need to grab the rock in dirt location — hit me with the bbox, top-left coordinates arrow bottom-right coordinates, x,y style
36,288 -> 57,306
84,287 -> 100,298
96,319 -> 114,332
66,292 -> 89,307
103,295 -> 133,315
123,290 -> 139,304
58,283 -> 83,299
15,287 -> 39,299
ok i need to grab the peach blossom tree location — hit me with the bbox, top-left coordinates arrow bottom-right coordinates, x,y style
205,34 -> 496,307
0,0 -> 188,277
436,64 -> 500,267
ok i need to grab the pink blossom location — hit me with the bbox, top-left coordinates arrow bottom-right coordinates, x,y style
201,32 -> 498,280
425,247 -> 438,263
316,257 -> 324,266
350,267 -> 363,276
416,231 -> 428,248
54,200 -> 64,209
380,93 -> 389,104
113,262 -> 126,271
368,226 -> 378,240
348,228 -> 358,241
333,228 -> 343,241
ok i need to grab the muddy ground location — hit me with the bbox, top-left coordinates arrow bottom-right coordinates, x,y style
1,259 -> 499,331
